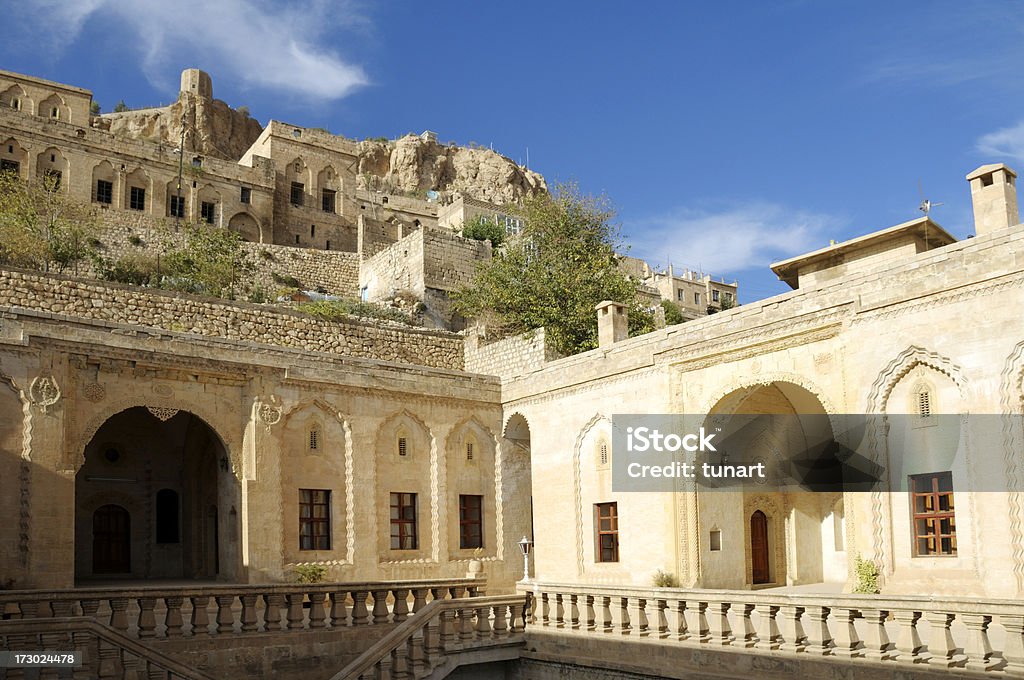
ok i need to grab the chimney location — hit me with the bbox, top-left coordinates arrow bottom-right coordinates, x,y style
966,163 -> 1018,235
596,301 -> 628,347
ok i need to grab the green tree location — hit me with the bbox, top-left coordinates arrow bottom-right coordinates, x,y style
0,171 -> 99,273
452,184 -> 654,355
113,100 -> 128,113
162,225 -> 253,299
90,101 -> 101,115
660,299 -> 685,325
459,214 -> 505,248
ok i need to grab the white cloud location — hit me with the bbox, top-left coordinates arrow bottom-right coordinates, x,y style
18,0 -> 369,100
977,121 -> 1024,163
624,203 -> 840,276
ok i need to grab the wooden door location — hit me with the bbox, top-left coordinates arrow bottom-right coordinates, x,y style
92,504 -> 131,574
750,510 -> 770,585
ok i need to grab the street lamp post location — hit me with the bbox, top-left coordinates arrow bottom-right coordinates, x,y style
517,536 -> 533,582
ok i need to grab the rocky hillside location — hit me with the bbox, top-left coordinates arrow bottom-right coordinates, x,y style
101,99 -> 546,204
99,93 -> 263,162
357,135 -> 546,204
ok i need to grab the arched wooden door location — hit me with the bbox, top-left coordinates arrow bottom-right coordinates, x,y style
750,510 -> 770,584
93,504 -> 131,574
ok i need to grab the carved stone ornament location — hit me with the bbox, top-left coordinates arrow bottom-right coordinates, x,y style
153,384 -> 173,397
83,383 -> 106,403
146,406 -> 179,421
29,376 -> 61,412
258,397 -> 282,430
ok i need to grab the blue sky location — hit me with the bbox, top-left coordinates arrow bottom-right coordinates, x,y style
4,1 -> 1024,301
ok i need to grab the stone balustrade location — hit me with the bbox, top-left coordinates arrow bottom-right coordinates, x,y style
0,579 -> 484,641
522,582 -> 1024,675
334,594 -> 529,680
0,616 -> 215,679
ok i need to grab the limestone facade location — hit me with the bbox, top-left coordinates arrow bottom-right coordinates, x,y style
486,163 -> 1024,598
0,286 -> 534,589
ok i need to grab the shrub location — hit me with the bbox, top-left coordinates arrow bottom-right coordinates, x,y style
652,569 -> 679,588
660,299 -> 684,325
294,564 -> 327,584
272,272 -> 302,289
296,299 -> 417,326
460,215 -> 505,248
852,555 -> 880,594
95,254 -> 160,286
128,234 -> 144,247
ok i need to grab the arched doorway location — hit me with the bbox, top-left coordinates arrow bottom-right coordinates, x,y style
750,510 -> 770,584
92,505 -> 131,574
504,413 -> 534,579
701,380 -> 843,589
75,407 -> 240,582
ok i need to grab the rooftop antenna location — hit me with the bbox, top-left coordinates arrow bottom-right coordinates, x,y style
918,178 -> 943,217
917,178 -> 942,247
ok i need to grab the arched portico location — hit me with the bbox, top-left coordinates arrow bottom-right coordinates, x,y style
698,380 -> 847,589
74,406 -> 241,582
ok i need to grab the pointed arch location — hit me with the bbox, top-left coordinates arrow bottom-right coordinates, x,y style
865,345 -> 966,415
572,413 -> 613,577
1000,341 -> 1024,592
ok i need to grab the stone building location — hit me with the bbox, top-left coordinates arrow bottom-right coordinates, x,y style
0,67 -> 739,332
473,162 -> 1024,599
5,63 -> 1023,606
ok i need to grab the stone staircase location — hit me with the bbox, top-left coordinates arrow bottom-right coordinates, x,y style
333,594 -> 529,680
0,616 -> 214,679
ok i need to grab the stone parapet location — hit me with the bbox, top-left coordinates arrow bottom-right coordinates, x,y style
522,581 -> 1024,675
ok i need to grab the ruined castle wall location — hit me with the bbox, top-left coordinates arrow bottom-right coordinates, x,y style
0,268 -> 462,370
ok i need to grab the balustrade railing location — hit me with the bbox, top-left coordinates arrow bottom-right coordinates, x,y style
0,579 -> 484,640
0,617 -> 216,680
332,594 -> 529,680
523,582 -> 1024,675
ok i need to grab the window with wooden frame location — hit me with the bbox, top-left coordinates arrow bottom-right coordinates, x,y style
129,186 -> 146,211
299,489 -> 331,550
290,181 -> 304,206
459,494 -> 483,549
95,179 -> 113,204
200,201 -> 216,224
595,502 -> 619,562
910,472 -> 956,556
390,492 -> 417,550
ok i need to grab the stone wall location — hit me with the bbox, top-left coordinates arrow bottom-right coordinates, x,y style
422,227 -> 491,292
0,267 -> 463,370
89,210 -> 360,296
463,328 -> 557,379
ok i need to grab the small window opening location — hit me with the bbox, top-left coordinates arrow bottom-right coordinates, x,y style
710,529 -> 722,551
918,390 -> 931,418
309,429 -> 320,450
466,442 -> 474,461
398,437 -> 407,457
